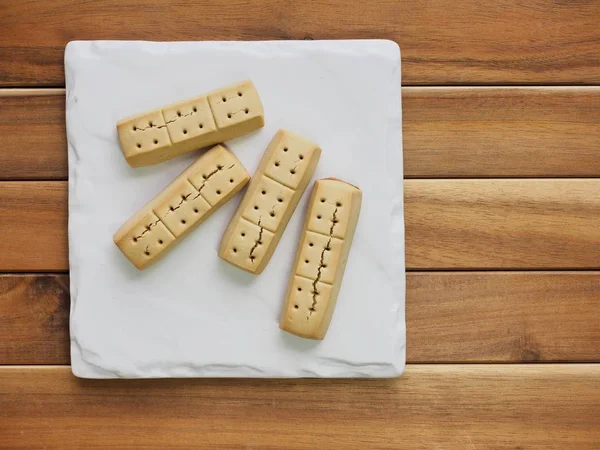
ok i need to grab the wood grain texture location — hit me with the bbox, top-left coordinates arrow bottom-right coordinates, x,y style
0,365 -> 598,449
2,87 -> 600,180
403,87 -> 600,178
0,275 -> 70,364
407,272 -> 600,363
0,93 -> 66,180
405,179 -> 600,269
0,182 -> 68,271
3,179 -> 600,271
1,0 -> 599,86
1,0 -> 598,442
2,272 -> 599,365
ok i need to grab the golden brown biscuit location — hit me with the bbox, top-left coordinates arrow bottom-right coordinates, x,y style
117,80 -> 264,167
279,179 -> 362,340
114,145 -> 250,269
219,130 -> 321,274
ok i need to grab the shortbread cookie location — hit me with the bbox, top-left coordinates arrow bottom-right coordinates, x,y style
117,81 -> 264,167
279,179 -> 362,339
114,145 -> 250,269
219,130 -> 321,274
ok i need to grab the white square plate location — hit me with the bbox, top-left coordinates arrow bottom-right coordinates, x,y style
65,40 -> 405,378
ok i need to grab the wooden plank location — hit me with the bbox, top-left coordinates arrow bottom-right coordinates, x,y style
3,87 -> 600,180
2,179 -> 600,271
0,365 -> 598,448
1,0 -> 599,86
405,179 -> 600,269
2,272 -> 599,365
0,275 -> 70,364
403,87 -> 600,178
0,182 -> 68,271
0,93 -> 66,180
407,272 -> 600,363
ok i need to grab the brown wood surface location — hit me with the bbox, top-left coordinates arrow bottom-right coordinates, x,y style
405,179 -> 600,269
407,271 -> 600,363
3,88 -> 600,180
0,365 -> 598,449
2,179 -> 599,271
2,272 -> 599,365
403,87 -> 600,178
0,92 -> 66,180
2,1 -> 599,446
1,0 -> 599,86
0,275 -> 70,364
0,182 -> 68,271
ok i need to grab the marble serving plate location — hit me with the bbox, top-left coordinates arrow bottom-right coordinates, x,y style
65,40 -> 405,378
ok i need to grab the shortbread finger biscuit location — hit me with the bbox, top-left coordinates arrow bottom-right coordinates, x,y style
219,130 -> 321,274
117,80 -> 264,167
279,178 -> 362,339
114,145 -> 250,269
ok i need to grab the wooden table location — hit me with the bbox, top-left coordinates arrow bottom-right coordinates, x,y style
1,1 -> 599,448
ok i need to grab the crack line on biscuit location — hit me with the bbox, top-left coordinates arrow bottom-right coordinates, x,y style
164,193 -> 192,216
215,94 -> 242,104
228,108 -> 248,117
308,207 -> 338,319
249,219 -> 264,264
191,164 -> 235,200
132,219 -> 161,240
134,110 -> 198,131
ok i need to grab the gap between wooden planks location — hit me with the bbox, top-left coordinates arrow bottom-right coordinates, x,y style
1,272 -> 599,365
1,179 -> 599,271
1,87 -> 599,180
1,0 -> 599,85
0,365 -> 598,449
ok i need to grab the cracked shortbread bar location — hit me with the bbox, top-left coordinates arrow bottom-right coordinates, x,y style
279,178 -> 362,340
114,145 -> 250,269
218,130 -> 321,274
117,80 -> 264,167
